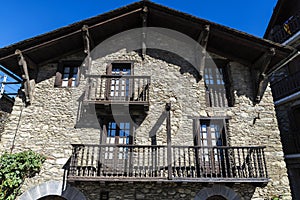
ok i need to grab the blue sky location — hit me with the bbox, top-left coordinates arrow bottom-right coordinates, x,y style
0,0 -> 277,48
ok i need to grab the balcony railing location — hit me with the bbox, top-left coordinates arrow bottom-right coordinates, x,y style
269,11 -> 300,43
271,70 -> 300,101
84,75 -> 150,104
68,144 -> 268,183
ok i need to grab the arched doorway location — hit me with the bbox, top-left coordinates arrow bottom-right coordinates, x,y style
195,185 -> 241,200
38,195 -> 67,200
207,195 -> 227,200
19,180 -> 87,200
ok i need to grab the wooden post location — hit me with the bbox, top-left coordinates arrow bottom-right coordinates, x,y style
141,6 -> 148,60
197,25 -> 210,78
252,48 -> 275,102
82,25 -> 92,74
15,49 -> 33,104
166,103 -> 172,179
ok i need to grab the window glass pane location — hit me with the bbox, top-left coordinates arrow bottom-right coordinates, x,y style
119,130 -> 124,137
64,67 -> 70,73
73,67 -> 78,73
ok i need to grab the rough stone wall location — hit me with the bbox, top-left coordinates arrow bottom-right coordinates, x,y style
0,48 -> 290,199
73,182 -> 255,200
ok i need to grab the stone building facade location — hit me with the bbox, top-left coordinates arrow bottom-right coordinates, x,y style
0,1 -> 295,199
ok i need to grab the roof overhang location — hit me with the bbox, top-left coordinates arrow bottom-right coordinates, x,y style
0,1 -> 295,77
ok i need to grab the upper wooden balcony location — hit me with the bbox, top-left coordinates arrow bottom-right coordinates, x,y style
271,70 -> 300,101
269,11 -> 300,43
83,75 -> 150,115
68,144 -> 268,185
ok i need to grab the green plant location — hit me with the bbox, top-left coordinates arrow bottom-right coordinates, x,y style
0,150 -> 45,200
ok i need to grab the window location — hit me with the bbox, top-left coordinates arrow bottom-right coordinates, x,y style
194,118 -> 227,147
54,61 -> 81,87
106,62 -> 133,100
61,66 -> 78,87
106,121 -> 131,145
101,119 -> 133,159
204,62 -> 233,107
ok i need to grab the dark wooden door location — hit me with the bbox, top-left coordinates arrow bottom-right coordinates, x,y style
195,119 -> 226,176
102,121 -> 131,175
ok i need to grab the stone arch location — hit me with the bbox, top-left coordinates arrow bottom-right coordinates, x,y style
19,180 -> 86,200
194,185 -> 241,200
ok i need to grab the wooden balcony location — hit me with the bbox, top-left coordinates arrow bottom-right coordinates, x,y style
83,75 -> 150,115
271,70 -> 300,101
68,144 -> 268,185
269,11 -> 300,43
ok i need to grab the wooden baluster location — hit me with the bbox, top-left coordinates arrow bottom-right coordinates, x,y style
217,147 -> 222,178
253,148 -> 258,178
137,78 -> 141,101
262,148 -> 268,178
79,147 -> 85,176
242,148 -> 248,178
147,146 -> 150,177
257,148 -> 263,177
237,148 -> 242,178
90,146 -> 95,176
162,146 -> 166,177
99,76 -> 103,99
183,147 -> 187,177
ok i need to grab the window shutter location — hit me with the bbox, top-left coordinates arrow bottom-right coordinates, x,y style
105,63 -> 112,99
106,63 -> 112,75
75,67 -> 80,87
54,63 -> 63,87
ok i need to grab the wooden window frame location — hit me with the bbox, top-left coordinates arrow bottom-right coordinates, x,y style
100,117 -> 134,145
54,60 -> 82,87
193,117 -> 229,147
204,61 -> 234,107
106,60 -> 134,75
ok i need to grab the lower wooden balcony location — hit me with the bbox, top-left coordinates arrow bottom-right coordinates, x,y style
68,144 -> 268,185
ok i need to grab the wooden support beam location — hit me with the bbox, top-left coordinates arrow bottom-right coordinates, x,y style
15,49 -> 33,104
82,25 -> 94,54
165,103 -> 172,180
141,6 -> 148,60
196,25 -> 210,77
252,48 -> 276,103
82,25 -> 93,74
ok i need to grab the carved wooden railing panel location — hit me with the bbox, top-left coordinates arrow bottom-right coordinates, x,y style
68,144 -> 268,182
271,70 -> 300,101
84,75 -> 150,103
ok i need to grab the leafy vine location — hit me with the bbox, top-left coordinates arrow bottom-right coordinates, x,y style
0,150 -> 45,200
